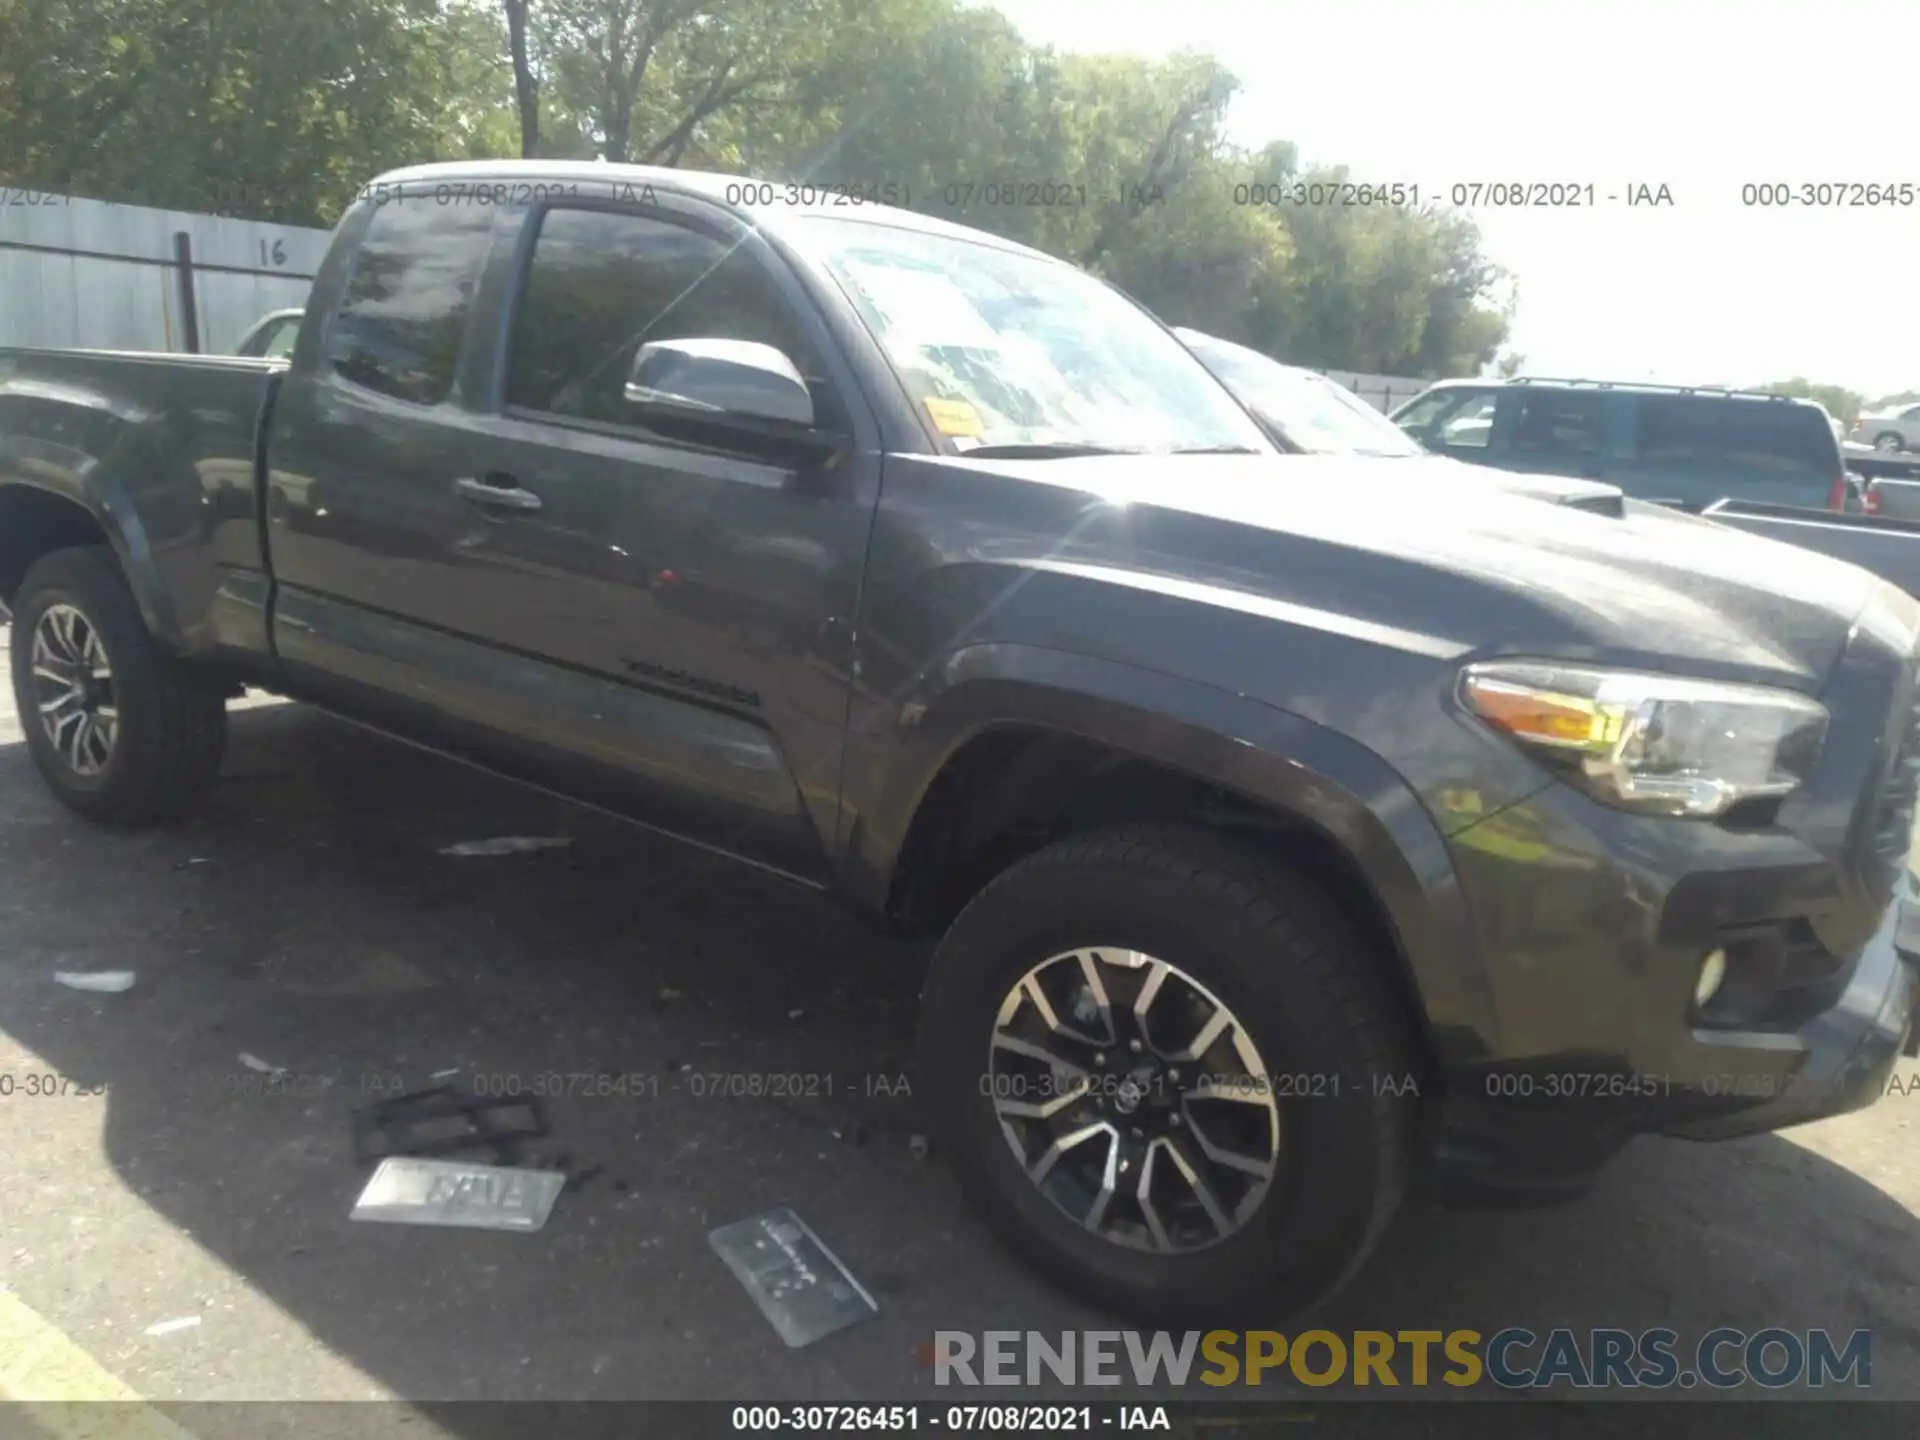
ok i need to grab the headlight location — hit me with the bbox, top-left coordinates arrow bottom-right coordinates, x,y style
1459,662 -> 1828,818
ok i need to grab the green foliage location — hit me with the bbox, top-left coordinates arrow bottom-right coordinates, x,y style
1756,378 -> 1866,425
0,0 -> 1511,371
0,0 -> 497,225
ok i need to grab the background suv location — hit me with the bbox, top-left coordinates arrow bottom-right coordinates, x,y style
1391,378 -> 1859,512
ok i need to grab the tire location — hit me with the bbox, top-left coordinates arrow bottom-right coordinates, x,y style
917,823 -> 1421,1323
1874,432 -> 1905,453
8,546 -> 226,825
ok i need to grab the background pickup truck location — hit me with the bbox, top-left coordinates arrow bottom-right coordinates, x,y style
2,160 -> 1917,1324
1703,498 -> 1920,597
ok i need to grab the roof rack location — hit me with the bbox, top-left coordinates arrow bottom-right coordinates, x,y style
1507,377 -> 1803,402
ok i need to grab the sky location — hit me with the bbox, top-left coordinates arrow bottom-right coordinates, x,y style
987,0 -> 1920,399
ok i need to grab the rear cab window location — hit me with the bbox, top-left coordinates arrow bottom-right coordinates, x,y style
323,201 -> 498,405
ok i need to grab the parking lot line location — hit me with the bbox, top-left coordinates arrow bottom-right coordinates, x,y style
0,1291 -> 198,1438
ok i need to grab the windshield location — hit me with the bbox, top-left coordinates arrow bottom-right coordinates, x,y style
1177,330 -> 1425,457
791,217 -> 1272,455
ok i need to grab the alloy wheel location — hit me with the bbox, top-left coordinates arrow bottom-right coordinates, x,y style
986,947 -> 1283,1253
31,602 -> 118,776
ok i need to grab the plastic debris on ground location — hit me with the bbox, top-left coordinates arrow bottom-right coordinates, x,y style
351,1157 -> 567,1232
142,1316 -> 202,1338
351,1084 -> 548,1167
438,836 -> 573,857
53,971 -> 136,994
709,1207 -> 878,1348
237,1052 -> 288,1077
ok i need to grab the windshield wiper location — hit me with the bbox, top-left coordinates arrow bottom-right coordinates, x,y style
957,442 -> 1147,459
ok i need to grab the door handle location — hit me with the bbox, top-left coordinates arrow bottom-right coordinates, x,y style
453,475 -> 543,513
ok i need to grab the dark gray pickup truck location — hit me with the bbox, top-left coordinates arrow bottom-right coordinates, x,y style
3,160 -> 1918,1322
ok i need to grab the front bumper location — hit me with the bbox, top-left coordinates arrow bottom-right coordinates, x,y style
1428,904 -> 1916,1198
1660,891 -> 1916,1139
1427,592 -> 1920,1183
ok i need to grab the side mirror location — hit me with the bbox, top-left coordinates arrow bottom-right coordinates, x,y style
625,337 -> 815,428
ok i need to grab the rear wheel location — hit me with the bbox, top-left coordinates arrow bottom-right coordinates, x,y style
8,546 -> 226,824
917,824 -> 1421,1322
1874,432 -> 1905,453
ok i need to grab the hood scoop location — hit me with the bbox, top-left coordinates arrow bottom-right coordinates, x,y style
1558,489 -> 1626,517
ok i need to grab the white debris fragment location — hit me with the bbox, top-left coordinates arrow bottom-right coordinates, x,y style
53,971 -> 136,994
143,1316 -> 202,1338
237,1053 -> 288,1077
439,836 -> 573,857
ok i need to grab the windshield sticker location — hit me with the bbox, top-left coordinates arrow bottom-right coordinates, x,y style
840,262 -> 1001,353
924,397 -> 985,437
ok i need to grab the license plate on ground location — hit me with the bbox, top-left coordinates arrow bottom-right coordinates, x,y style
709,1207 -> 878,1347
350,1157 -> 566,1231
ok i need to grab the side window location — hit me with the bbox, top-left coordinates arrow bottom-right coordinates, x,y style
505,207 -> 841,433
1434,392 -> 1498,448
1903,406 -> 1920,421
325,202 -> 496,405
1511,390 -> 1604,455
1394,390 -> 1463,431
1639,397 -> 1830,476
1637,396 -> 1720,466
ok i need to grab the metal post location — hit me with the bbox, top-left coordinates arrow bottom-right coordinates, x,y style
171,230 -> 201,353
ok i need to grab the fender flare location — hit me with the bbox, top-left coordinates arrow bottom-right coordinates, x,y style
841,642 -> 1501,1066
0,472 -> 182,647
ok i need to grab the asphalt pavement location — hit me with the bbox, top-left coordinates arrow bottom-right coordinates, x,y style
1,625 -> 1918,1421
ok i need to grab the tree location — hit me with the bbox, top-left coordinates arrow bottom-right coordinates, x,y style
503,0 -> 540,157
534,0 -> 870,165
1757,378 -> 1865,425
0,0 -> 507,225
2,0 -> 1513,377
1495,350 -> 1527,379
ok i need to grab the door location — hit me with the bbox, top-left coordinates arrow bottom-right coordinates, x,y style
408,200 -> 884,878
264,196 -> 505,702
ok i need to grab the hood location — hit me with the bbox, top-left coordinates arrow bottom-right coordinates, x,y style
946,451 -> 1884,690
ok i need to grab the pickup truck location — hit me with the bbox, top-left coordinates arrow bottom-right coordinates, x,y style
1855,448 -> 1920,525
3,160 -> 1918,1322
1703,498 -> 1920,597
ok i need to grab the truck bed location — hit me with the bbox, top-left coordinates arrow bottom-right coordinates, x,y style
1702,497 -> 1920,598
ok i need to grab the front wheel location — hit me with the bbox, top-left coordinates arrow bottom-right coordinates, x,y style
917,824 -> 1422,1322
1874,432 -> 1906,453
8,546 -> 226,825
